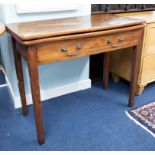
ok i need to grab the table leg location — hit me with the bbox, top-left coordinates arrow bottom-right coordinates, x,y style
128,45 -> 139,107
12,38 -> 28,116
27,46 -> 45,144
103,52 -> 110,89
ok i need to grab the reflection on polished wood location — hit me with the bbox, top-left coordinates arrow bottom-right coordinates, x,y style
6,14 -> 144,41
6,14 -> 144,144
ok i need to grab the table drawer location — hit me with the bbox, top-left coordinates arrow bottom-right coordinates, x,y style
37,29 -> 141,64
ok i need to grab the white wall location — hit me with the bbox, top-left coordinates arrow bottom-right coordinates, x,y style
0,5 -> 5,23
0,4 -> 91,108
3,4 -> 91,23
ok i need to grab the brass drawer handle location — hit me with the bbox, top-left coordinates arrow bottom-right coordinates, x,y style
76,44 -> 82,50
107,39 -> 112,44
61,47 -> 68,52
107,39 -> 118,48
61,46 -> 79,56
119,37 -> 124,43
111,44 -> 118,48
67,51 -> 79,56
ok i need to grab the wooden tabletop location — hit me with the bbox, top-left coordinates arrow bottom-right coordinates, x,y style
0,23 -> 5,36
116,11 -> 155,24
6,14 -> 145,41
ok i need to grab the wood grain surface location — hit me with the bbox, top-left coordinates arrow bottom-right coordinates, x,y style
6,14 -> 145,41
37,28 -> 142,64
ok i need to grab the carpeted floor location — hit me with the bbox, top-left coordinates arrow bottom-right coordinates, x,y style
0,77 -> 155,150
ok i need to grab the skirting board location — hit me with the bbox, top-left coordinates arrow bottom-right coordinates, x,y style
12,79 -> 91,108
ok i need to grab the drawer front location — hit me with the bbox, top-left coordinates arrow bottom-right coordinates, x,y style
37,29 -> 141,64
144,23 -> 155,56
141,55 -> 155,85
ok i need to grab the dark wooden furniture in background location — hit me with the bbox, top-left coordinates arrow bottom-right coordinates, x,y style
91,4 -> 155,14
6,14 -> 144,144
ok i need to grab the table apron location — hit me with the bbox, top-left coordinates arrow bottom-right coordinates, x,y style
36,28 -> 143,65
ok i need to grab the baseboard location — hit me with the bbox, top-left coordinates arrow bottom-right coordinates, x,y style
13,79 -> 91,108
2,64 -> 91,109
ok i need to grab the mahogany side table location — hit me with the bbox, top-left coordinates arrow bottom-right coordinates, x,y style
6,14 -> 144,144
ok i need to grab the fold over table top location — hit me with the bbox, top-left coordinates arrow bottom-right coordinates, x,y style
6,14 -> 145,41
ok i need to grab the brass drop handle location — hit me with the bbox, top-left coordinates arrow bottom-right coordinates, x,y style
60,44 -> 81,56
119,37 -> 124,43
64,43 -> 82,56
111,44 -> 119,48
67,51 -> 79,56
61,46 -> 79,56
107,39 -> 118,48
107,40 -> 112,44
76,44 -> 82,50
61,47 -> 68,52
